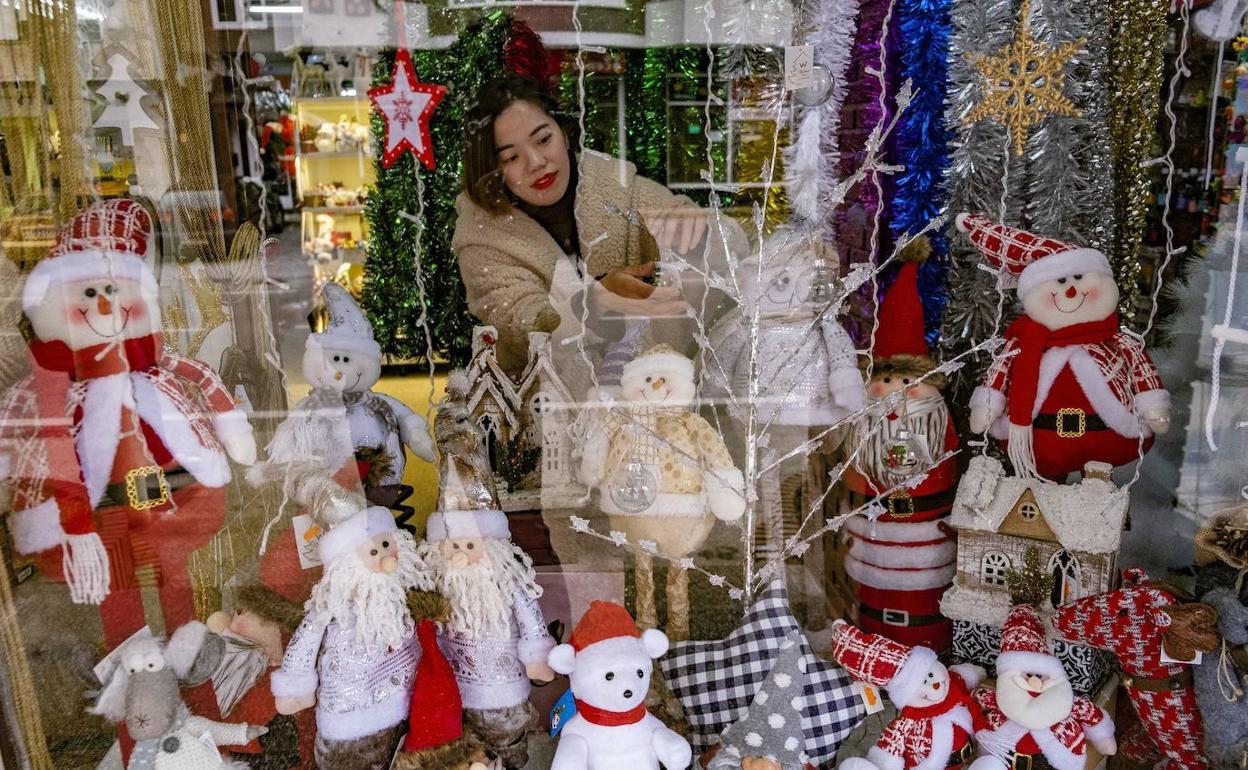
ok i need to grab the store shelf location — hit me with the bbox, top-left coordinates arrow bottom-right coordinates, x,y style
300,150 -> 375,159
303,205 -> 367,214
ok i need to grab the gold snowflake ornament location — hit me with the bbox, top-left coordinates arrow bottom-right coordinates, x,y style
965,0 -> 1086,156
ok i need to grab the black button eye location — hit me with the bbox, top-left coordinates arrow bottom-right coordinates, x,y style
162,736 -> 180,753
343,356 -> 350,363
452,543 -> 460,549
333,355 -> 341,362
381,541 -> 389,548
1118,608 -> 1128,617
605,672 -> 615,681
902,378 -> 911,385
104,284 -> 115,295
637,669 -> 644,678
1073,274 -> 1083,280
85,287 -> 97,298
370,549 -> 378,556
1057,277 -> 1067,285
882,377 -> 891,384
645,377 -> 652,383
466,542 -> 474,550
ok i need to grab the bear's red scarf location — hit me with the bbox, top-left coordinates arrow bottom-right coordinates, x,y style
1003,314 -> 1119,426
574,698 -> 647,726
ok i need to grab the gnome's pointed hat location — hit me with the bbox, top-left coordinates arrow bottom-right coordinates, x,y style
396,619 -> 482,768
955,213 -> 1111,298
596,320 -> 650,388
871,236 -> 935,371
830,620 -> 938,707
715,631 -> 812,768
996,604 -> 1065,679
309,282 -> 381,358
23,199 -> 157,312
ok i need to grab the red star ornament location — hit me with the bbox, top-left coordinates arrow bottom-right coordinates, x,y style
369,49 -> 447,170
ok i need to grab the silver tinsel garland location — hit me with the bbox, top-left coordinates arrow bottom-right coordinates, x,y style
941,0 -> 1114,401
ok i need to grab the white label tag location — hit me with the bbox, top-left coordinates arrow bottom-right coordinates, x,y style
292,514 -> 325,569
854,680 -> 885,714
1160,644 -> 1202,665
785,45 -> 815,91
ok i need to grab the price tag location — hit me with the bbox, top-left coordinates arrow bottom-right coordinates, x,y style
550,689 -> 577,736
785,45 -> 815,91
854,680 -> 885,714
1160,644 -> 1202,665
292,514 -> 325,569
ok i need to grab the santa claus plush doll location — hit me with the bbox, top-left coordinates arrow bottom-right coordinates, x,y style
832,621 -> 987,770
969,605 -> 1116,770
842,237 -> 958,652
956,214 -> 1170,480
0,199 -> 255,646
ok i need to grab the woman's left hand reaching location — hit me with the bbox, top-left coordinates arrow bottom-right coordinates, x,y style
640,207 -> 709,255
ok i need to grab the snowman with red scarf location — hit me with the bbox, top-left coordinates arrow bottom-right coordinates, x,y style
0,199 -> 256,647
957,214 -> 1170,480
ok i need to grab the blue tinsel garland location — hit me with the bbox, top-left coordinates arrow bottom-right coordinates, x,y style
889,0 -> 952,346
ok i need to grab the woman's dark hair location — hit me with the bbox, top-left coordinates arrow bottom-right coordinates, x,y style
462,75 -> 569,214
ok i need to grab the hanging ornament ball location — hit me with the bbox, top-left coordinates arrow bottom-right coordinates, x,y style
882,428 -> 930,480
793,65 -> 834,107
610,456 -> 658,514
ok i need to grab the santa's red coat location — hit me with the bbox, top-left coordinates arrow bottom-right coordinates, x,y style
972,687 -> 1114,770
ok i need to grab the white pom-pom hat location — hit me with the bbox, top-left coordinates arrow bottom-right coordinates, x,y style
319,506 -> 397,565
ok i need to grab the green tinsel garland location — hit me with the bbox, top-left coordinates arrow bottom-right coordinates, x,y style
364,13 -> 513,364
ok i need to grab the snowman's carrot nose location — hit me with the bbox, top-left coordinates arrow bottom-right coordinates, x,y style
97,295 -> 113,315
1064,286 -> 1077,299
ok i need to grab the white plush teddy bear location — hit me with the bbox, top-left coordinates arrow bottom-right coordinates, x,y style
548,601 -> 692,770
314,121 -> 338,153
581,344 -> 745,639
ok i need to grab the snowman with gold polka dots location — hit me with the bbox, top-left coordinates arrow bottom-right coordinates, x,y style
581,344 -> 745,640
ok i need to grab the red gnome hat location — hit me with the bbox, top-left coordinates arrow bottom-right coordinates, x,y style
996,604 -> 1066,679
830,620 -> 939,707
871,236 -> 937,377
954,213 -> 1111,298
397,620 -> 480,769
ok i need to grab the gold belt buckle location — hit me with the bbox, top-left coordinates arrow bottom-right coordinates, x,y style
960,742 -> 974,762
1010,753 -> 1032,770
125,466 -> 170,510
1056,407 -> 1086,438
887,491 -> 914,518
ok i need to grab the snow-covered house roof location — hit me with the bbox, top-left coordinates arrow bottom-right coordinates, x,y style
950,455 -> 1128,556
466,326 -> 521,432
516,331 -> 574,408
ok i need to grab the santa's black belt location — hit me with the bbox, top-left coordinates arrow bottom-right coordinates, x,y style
1122,667 -> 1194,692
1033,410 -> 1109,436
847,487 -> 956,518
858,604 -> 947,627
1005,751 -> 1053,770
100,466 -> 194,511
946,739 -> 975,768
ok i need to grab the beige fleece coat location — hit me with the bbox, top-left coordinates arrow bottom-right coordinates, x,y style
454,151 -> 745,373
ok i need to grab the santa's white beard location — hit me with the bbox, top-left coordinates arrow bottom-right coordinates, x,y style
996,673 -> 1075,730
212,631 -> 270,717
851,396 -> 949,483
420,539 -> 542,640
309,531 -> 422,650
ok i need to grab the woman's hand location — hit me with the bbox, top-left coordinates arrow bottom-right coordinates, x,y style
598,262 -> 659,299
639,207 -> 709,255
592,266 -> 687,318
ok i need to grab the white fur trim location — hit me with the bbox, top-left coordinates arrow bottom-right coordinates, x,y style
841,758 -> 884,770
270,667 -> 318,698
970,386 -> 1007,414
317,683 -> 410,741
576,635 -> 649,662
621,352 -> 694,383
1017,249 -> 1112,299
80,373 -> 128,505
460,675 -> 533,711
424,509 -> 510,542
846,516 -> 951,544
844,554 -> 955,591
1029,726 -> 1085,770
63,533 -> 110,604
548,643 -> 577,675
640,628 -> 669,658
847,538 -> 956,569
1065,348 -> 1147,438
211,409 -> 253,443
130,373 -> 231,487
1082,708 -> 1114,743
949,664 -> 985,690
166,621 -> 209,679
319,506 -> 395,565
954,213 -> 975,233
867,747 -> 905,770
885,646 -> 938,706
10,498 -> 64,554
1133,388 -> 1170,415
994,651 -> 1066,679
517,635 -> 557,666
600,491 -> 708,517
706,468 -> 745,521
910,707 -> 971,770
306,330 -> 382,360
22,250 -> 157,312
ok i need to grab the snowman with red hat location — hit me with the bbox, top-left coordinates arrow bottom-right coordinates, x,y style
956,214 -> 1170,480
0,199 -> 256,646
831,621 -> 987,770
547,601 -> 692,770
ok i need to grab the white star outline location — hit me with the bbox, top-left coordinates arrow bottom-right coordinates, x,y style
369,50 -> 446,169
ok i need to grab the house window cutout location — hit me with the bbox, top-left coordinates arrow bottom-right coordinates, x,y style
479,414 -> 500,469
530,392 -> 550,418
999,488 -> 1058,543
981,551 -> 1010,587
1048,550 -> 1081,606
1018,501 -> 1040,520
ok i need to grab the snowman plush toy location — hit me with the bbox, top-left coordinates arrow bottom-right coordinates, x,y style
957,214 -> 1170,480
258,282 -> 433,510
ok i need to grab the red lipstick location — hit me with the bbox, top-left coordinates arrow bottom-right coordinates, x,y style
532,172 -> 557,190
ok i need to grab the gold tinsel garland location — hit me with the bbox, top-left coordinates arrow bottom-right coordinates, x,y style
1107,0 -> 1168,326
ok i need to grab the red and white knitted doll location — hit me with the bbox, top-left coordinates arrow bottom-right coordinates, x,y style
842,240 -> 958,651
969,605 -> 1116,770
0,199 -> 256,647
831,621 -> 987,770
956,214 -> 1170,480
1052,569 -> 1209,770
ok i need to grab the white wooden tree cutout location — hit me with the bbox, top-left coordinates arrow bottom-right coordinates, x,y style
94,52 -> 160,147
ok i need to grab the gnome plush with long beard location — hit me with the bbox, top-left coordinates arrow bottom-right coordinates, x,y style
417,374 -> 556,769
270,499 -> 425,769
841,237 -> 958,652
969,605 -> 1116,770
957,214 -> 1170,480
0,199 -> 256,647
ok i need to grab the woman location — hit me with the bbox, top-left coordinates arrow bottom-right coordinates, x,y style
453,75 -> 745,375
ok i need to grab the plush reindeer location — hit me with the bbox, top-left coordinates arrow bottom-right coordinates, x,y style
1052,568 -> 1218,770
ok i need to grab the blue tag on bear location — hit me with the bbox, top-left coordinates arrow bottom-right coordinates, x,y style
549,689 -> 577,737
